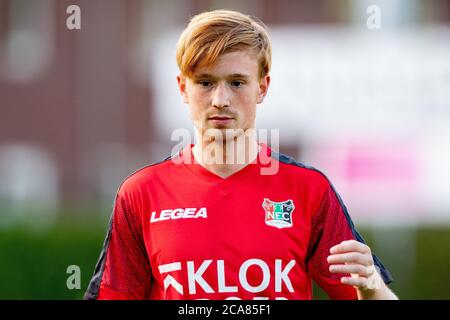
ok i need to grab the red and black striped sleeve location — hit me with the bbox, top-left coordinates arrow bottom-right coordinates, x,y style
306,182 -> 393,300
84,190 -> 152,300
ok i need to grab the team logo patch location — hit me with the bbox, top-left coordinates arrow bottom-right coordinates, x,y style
262,198 -> 295,229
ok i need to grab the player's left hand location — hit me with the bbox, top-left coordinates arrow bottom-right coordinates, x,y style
327,240 -> 383,292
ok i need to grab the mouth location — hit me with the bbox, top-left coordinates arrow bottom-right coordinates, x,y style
207,116 -> 234,125
208,116 -> 234,120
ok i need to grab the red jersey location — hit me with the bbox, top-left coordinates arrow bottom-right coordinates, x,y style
85,143 -> 392,300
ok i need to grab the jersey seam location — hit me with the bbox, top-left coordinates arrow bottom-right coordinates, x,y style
271,150 -> 394,285
84,151 -> 177,299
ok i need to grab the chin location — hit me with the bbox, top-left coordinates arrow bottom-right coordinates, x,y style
201,127 -> 244,142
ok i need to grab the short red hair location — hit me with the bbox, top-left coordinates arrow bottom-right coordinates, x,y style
176,10 -> 272,79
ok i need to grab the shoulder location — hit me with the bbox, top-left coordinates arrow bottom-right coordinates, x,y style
117,152 -> 179,198
270,148 -> 332,190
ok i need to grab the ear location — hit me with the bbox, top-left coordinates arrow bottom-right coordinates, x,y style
177,74 -> 189,104
256,74 -> 271,104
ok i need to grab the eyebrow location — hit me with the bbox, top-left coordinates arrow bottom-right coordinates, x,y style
193,73 -> 251,79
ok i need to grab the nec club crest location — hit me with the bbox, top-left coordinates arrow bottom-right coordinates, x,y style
262,198 -> 295,229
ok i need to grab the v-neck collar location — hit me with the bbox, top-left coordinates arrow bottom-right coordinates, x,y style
179,142 -> 271,184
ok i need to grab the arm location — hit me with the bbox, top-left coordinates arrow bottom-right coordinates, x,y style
328,240 -> 398,300
84,191 -> 152,300
306,180 -> 394,300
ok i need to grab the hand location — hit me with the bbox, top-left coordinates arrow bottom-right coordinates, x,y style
327,240 -> 383,292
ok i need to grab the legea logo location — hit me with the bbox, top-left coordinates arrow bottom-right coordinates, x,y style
151,207 -> 207,223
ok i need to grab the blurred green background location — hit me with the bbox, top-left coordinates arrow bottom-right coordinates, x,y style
1,205 -> 449,299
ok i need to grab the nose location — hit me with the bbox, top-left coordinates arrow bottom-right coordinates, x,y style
211,83 -> 230,109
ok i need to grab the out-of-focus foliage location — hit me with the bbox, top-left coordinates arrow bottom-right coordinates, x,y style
0,214 -> 449,299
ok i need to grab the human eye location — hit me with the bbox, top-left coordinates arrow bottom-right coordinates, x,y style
230,80 -> 245,87
197,80 -> 213,87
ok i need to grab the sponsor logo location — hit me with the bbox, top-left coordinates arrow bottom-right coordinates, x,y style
262,198 -> 295,229
151,207 -> 207,223
158,258 -> 296,299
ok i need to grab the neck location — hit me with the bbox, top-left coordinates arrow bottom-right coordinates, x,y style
192,129 -> 260,178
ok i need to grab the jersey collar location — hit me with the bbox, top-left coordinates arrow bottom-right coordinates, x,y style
178,142 -> 272,184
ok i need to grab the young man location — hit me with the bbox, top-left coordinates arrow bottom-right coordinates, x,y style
85,10 -> 398,300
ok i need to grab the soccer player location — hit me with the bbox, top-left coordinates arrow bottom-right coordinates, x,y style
85,9 -> 398,300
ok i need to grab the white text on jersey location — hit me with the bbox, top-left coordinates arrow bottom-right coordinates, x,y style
158,259 -> 296,299
150,207 -> 207,223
